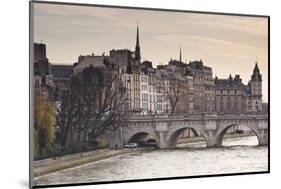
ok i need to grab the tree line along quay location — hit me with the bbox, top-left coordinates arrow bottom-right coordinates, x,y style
33,25 -> 267,160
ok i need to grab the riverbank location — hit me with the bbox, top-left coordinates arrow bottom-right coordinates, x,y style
34,147 -> 151,178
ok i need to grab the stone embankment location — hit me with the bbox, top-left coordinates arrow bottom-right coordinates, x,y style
34,148 -> 148,178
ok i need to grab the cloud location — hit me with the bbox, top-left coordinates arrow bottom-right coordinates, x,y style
33,2 -> 268,101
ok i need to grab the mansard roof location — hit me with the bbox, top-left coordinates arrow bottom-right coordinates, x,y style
51,64 -> 73,78
168,59 -> 186,67
215,74 -> 245,88
188,60 -> 212,72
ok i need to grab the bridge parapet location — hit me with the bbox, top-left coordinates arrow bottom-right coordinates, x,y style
125,114 -> 268,123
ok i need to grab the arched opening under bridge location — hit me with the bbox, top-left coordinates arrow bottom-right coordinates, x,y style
128,132 -> 158,147
168,127 -> 207,148
217,124 -> 260,146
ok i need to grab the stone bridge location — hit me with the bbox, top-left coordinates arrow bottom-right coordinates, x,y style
107,114 -> 268,149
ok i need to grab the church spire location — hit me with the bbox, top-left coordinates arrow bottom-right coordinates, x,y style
135,22 -> 141,62
179,45 -> 182,62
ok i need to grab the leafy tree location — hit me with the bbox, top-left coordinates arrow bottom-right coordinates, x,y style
34,95 -> 56,158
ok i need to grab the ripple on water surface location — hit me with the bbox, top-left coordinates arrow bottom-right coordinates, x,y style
34,136 -> 268,186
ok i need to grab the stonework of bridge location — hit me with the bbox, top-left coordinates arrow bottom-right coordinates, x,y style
107,114 -> 268,149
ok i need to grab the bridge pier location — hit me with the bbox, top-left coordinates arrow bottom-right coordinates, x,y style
258,129 -> 268,145
107,128 -> 124,149
155,121 -> 169,149
204,128 -> 221,147
157,131 -> 169,149
205,137 -> 221,147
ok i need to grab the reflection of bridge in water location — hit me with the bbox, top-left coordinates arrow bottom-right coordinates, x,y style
107,114 -> 268,149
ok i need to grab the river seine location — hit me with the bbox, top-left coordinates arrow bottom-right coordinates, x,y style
34,136 -> 268,185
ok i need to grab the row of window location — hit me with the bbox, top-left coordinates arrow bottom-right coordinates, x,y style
217,96 -> 240,100
248,105 -> 260,111
140,94 -> 169,103
140,103 -> 169,111
133,75 -> 140,82
217,90 -> 240,95
141,76 -> 148,83
248,101 -> 259,105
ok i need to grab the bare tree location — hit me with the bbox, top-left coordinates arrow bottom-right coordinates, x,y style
56,76 -> 84,147
167,76 -> 185,114
78,66 -> 126,146
56,65 -> 126,149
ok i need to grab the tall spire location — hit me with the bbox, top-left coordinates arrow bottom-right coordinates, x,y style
251,62 -> 262,81
179,45 -> 182,62
136,21 -> 139,47
254,62 -> 259,72
135,21 -> 141,62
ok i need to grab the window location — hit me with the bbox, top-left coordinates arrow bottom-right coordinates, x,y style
157,95 -> 162,102
141,84 -> 147,91
141,76 -> 147,83
157,104 -> 163,111
125,102 -> 129,110
142,103 -> 148,110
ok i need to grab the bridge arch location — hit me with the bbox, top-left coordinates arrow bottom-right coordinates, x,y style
125,131 -> 159,147
216,123 -> 261,146
167,126 -> 207,148
128,132 -> 149,143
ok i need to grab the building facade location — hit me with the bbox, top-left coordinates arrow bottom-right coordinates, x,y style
215,63 -> 263,114
34,43 -> 50,76
188,60 -> 215,113
215,75 -> 247,114
34,43 -> 54,98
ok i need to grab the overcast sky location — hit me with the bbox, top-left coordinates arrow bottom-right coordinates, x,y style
33,3 -> 268,102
